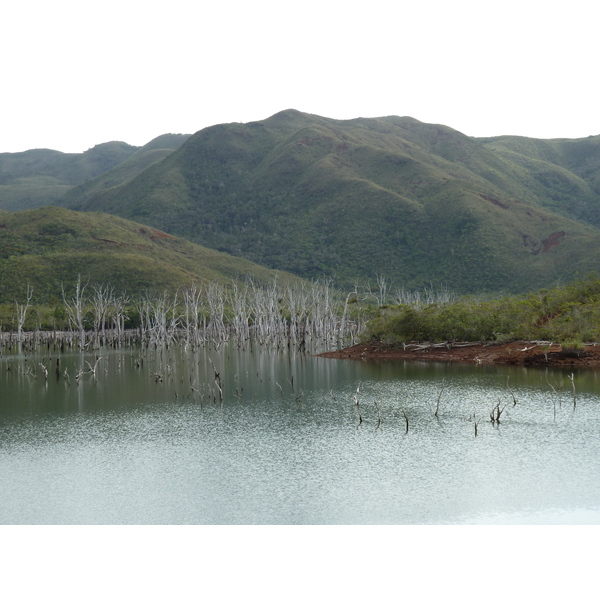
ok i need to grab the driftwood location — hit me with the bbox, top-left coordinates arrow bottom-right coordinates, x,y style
406,342 -> 481,352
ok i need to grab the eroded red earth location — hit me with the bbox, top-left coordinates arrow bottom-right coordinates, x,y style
319,341 -> 600,369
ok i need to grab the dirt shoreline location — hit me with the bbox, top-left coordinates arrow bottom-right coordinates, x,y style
318,341 -> 600,369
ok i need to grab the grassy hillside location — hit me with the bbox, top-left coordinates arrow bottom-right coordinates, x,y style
0,206 -> 301,303
62,110 -> 600,293
0,135 -> 190,211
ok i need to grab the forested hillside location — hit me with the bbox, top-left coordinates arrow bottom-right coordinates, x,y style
60,110 -> 600,293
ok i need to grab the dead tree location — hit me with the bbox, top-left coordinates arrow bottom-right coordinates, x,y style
91,283 -> 114,346
182,284 -> 205,347
568,373 -> 577,408
15,283 -> 34,343
434,379 -> 445,418
229,280 -> 251,348
146,291 -> 180,344
339,291 -> 356,348
206,283 -> 228,345
111,292 -> 130,344
490,401 -> 506,424
375,273 -> 390,307
62,274 -> 89,349
135,292 -> 153,342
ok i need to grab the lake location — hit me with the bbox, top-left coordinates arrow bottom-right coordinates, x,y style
2,343 -> 600,524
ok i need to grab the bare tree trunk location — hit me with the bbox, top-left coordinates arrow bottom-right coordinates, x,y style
206,283 -> 227,346
229,280 -> 250,348
62,274 -> 88,350
91,283 -> 114,346
182,284 -> 204,347
111,292 -> 130,345
15,283 -> 33,343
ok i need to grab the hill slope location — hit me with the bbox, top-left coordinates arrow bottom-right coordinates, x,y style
478,134 -> 600,225
62,110 -> 600,293
0,134 -> 190,211
0,206 -> 300,302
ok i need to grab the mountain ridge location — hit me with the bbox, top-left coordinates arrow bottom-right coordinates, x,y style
0,134 -> 191,211
4,110 -> 600,294
59,110 -> 600,293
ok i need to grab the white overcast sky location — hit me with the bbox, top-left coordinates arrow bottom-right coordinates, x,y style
1,0 -> 597,153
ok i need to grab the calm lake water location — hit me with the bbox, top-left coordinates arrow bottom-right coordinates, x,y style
2,343 -> 600,524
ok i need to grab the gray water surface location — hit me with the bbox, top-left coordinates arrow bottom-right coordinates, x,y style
2,345 -> 600,524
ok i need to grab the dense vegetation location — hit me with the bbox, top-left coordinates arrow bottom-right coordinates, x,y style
361,275 -> 600,347
58,110 -> 600,293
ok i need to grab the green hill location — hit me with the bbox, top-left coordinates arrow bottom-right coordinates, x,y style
478,134 -> 600,225
0,135 -> 190,211
0,206 -> 301,302
61,110 -> 600,293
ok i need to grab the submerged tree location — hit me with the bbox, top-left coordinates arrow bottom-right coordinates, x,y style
62,275 -> 89,349
15,283 -> 33,343
3,275 -> 369,351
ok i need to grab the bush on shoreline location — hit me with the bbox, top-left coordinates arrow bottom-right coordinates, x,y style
360,275 -> 600,346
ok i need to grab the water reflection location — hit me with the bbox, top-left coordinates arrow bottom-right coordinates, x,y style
1,344 -> 600,524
